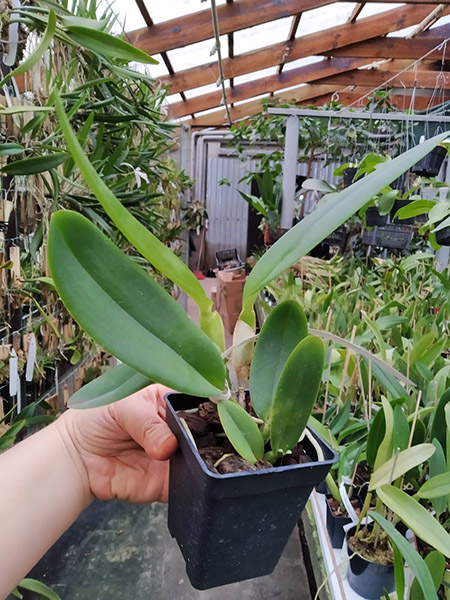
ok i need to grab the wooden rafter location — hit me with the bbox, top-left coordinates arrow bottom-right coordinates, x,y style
132,0 -> 187,102
169,63 -> 450,119
348,3 -> 365,22
408,3 -> 446,37
187,86 -> 450,127
278,13 -> 302,74
226,0 -> 234,89
324,34 -> 450,60
158,4 -> 450,94
127,0 -> 337,55
169,57 -> 369,118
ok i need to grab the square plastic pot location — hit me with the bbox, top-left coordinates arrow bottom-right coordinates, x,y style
165,392 -> 338,590
412,146 -> 447,178
325,494 -> 353,549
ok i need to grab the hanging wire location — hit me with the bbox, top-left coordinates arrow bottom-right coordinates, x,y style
210,0 -> 232,125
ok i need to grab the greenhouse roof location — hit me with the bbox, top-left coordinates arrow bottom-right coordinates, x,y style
119,1 -> 450,126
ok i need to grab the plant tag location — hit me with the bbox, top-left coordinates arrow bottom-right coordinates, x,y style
339,477 -> 360,524
25,333 -> 36,382
9,348 -> 18,397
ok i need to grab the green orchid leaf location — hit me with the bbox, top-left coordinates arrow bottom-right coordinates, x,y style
0,143 -> 24,157
270,335 -> 325,454
410,551 -> 445,600
240,132 -> 449,325
366,406 -> 386,468
369,444 -> 435,490
52,93 -> 223,349
0,106 -> 53,116
1,153 -> 68,175
369,510 -> 438,600
416,472 -> 450,500
48,211 -> 226,398
378,189 -> 398,215
69,364 -> 152,409
393,404 -> 410,453
392,542 -> 405,600
250,301 -> 307,420
430,388 -> 450,455
377,485 -> 450,558
429,439 -> 448,517
374,397 -> 394,471
217,399 -> 264,463
17,578 -> 61,600
65,26 -> 157,64
394,199 -> 436,221
0,10 -> 56,88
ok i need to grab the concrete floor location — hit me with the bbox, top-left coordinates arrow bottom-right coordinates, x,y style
26,500 -> 312,599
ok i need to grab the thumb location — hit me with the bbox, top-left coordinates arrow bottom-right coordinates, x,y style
110,385 -> 178,461
141,414 -> 178,461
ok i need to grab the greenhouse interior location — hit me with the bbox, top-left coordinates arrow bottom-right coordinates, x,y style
1,0 -> 450,598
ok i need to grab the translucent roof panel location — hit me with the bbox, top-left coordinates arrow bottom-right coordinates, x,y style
233,17 -> 292,55
282,56 -> 325,72
296,2 -> 357,36
166,35 -> 228,72
184,83 -> 221,99
357,2 -> 403,19
145,0 -> 226,25
147,55 -> 170,78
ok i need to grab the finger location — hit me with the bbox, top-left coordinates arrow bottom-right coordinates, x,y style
110,385 -> 178,461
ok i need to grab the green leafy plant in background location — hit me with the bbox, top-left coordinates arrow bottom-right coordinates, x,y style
46,93 -> 448,465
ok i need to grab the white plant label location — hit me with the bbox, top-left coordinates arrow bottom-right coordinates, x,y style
25,333 -> 37,382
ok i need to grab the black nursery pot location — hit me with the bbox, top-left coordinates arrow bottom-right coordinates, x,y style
436,224 -> 450,246
165,393 -> 338,590
391,199 -> 415,225
343,167 -> 359,188
365,207 -> 388,227
325,495 -> 352,549
412,145 -> 447,177
346,525 -> 395,599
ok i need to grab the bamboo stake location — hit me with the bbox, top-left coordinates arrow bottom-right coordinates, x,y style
408,391 -> 422,449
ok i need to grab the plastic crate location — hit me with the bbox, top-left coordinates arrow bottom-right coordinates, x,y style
362,225 -> 413,249
215,248 -> 244,270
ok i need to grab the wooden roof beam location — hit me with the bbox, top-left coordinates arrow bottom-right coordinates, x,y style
408,3 -> 447,37
324,34 -> 450,60
317,68 -> 450,89
169,57 -> 370,118
348,3 -> 365,23
307,88 -> 450,110
159,4 -> 450,94
278,13 -> 302,74
127,0 -> 337,56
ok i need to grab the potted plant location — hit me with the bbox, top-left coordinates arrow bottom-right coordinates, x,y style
412,145 -> 447,178
46,94 -> 448,589
238,168 -> 282,243
393,188 -> 450,246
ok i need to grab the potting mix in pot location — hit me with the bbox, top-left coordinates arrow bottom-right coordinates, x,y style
45,94 -> 450,591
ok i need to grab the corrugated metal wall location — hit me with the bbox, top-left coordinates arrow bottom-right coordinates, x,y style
204,156 -> 340,268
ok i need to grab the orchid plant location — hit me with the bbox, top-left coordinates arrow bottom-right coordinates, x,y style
46,91 -> 448,466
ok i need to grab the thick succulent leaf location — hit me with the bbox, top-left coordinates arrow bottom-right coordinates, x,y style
392,542 -> 405,600
65,26 -> 157,64
369,511 -> 438,600
240,132 -> 449,325
1,153 -> 68,175
217,399 -> 264,463
429,439 -> 448,516
0,143 -> 24,157
52,93 -> 223,349
69,364 -> 152,409
369,444 -> 435,490
250,301 -> 307,420
377,485 -> 450,558
410,551 -> 445,600
270,335 -> 325,454
48,211 -> 226,398
416,472 -> 450,500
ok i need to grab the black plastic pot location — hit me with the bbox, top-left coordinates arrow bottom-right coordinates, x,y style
343,167 -> 359,188
346,525 -> 395,599
165,393 -> 338,590
325,495 -> 352,549
435,224 -> 450,246
412,146 -> 447,177
391,199 -> 415,225
315,480 -> 329,495
365,207 -> 388,227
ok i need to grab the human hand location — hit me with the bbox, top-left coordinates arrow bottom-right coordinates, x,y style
55,384 -> 178,504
